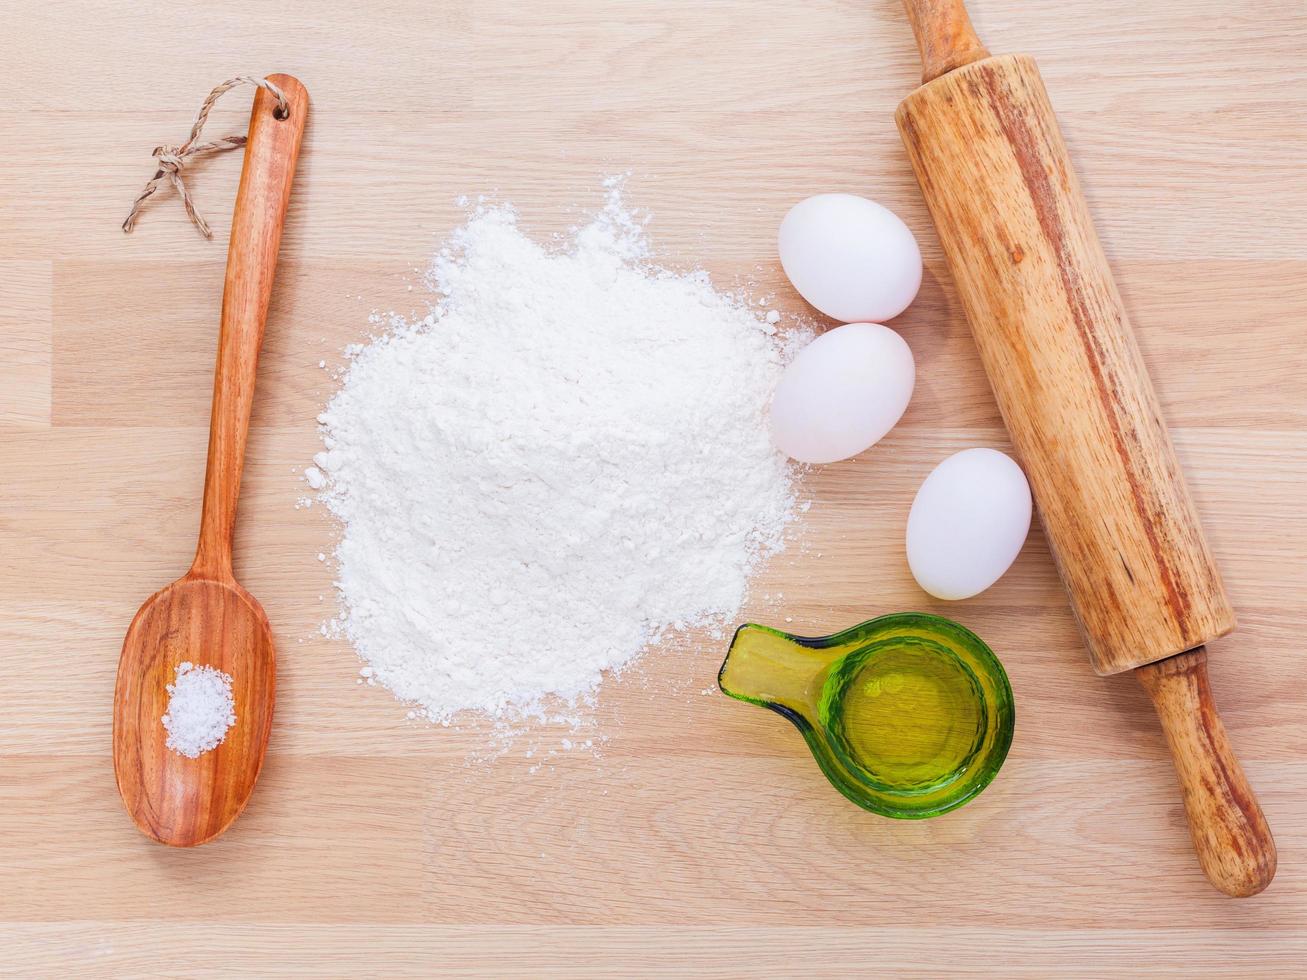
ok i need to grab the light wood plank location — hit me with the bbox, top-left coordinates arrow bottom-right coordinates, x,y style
2,0 -> 1305,973
5,923 -> 1306,978
2,108 -> 1302,263
1,754 -> 1304,926
0,261 -> 52,426
45,259 -> 1307,428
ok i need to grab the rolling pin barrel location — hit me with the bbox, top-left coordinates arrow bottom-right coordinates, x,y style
894,0 -> 1274,896
896,53 -> 1233,675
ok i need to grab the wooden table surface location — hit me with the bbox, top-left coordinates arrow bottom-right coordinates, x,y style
3,1 -> 1305,975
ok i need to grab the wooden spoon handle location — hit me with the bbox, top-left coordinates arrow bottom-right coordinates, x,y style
192,74 -> 308,579
900,0 -> 991,84
1136,647 -> 1276,897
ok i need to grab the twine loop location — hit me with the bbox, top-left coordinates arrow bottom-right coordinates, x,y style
122,76 -> 289,238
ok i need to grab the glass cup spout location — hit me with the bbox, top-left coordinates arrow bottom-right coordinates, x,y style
719,613 -> 1014,819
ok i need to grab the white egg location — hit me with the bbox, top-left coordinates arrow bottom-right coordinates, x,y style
907,449 -> 1032,600
770,323 -> 915,464
778,194 -> 922,323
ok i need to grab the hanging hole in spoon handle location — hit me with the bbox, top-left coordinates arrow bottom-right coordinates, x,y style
900,0 -> 992,84
1136,646 -> 1277,897
191,73 -> 308,580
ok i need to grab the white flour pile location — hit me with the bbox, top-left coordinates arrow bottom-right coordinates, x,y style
313,183 -> 803,725
161,662 -> 236,758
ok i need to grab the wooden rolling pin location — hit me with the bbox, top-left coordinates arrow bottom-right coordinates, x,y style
895,0 -> 1275,896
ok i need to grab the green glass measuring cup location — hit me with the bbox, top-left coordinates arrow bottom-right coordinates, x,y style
718,612 -> 1014,819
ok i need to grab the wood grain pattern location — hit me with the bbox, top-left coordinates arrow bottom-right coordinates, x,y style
113,577 -> 276,845
897,54 -> 1234,678
1137,647 -> 1276,897
895,47 -> 1274,896
112,75 -> 308,847
194,75 -> 309,582
2,0 -> 1306,974
901,0 -> 991,83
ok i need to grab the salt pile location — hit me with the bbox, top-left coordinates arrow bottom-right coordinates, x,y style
161,662 -> 237,758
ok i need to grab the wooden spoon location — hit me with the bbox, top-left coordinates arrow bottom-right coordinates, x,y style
113,74 -> 308,846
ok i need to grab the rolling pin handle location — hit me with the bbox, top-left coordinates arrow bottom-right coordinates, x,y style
1136,647 -> 1276,897
900,0 -> 991,83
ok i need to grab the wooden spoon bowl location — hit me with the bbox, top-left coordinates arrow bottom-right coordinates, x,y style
114,576 -> 275,846
112,74 -> 307,846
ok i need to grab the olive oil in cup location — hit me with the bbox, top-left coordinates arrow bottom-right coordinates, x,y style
719,613 -> 1013,818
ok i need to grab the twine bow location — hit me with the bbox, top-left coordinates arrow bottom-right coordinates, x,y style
122,76 -> 289,238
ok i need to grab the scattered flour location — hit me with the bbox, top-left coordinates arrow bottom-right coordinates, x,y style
161,662 -> 236,758
315,181 -> 805,727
